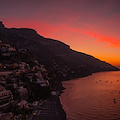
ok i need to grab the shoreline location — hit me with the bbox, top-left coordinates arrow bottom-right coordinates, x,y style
29,96 -> 67,120
59,69 -> 120,120
58,71 -> 120,120
55,96 -> 67,120
62,69 -> 119,82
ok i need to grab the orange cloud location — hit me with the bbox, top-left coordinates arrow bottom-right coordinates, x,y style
3,18 -> 120,49
84,31 -> 120,48
3,19 -> 120,66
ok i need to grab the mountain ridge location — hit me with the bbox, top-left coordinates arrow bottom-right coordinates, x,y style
0,21 -> 119,80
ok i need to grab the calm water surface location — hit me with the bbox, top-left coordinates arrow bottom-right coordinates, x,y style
60,71 -> 120,120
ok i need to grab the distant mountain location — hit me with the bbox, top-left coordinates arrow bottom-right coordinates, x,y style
0,21 -> 119,80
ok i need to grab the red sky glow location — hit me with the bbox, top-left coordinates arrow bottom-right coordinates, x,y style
0,0 -> 120,66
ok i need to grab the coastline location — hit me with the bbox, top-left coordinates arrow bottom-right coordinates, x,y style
55,96 -> 67,120
59,69 -> 120,120
58,71 -> 120,120
29,96 -> 67,120
63,69 -> 119,82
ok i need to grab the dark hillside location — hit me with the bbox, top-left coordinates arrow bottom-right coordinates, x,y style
0,21 -> 118,80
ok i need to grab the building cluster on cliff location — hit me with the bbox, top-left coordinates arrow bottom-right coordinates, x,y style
0,40 -> 59,119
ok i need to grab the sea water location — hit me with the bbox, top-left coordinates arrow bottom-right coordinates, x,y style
60,71 -> 120,120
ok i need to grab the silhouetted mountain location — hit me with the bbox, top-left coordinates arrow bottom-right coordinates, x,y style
0,21 -> 5,28
0,21 -> 119,80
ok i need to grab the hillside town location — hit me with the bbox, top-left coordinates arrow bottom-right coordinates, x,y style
0,40 -> 65,120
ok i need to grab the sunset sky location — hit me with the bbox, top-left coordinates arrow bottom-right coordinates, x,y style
0,0 -> 120,67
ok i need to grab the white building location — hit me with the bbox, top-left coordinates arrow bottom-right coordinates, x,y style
18,100 -> 28,109
35,71 -> 44,80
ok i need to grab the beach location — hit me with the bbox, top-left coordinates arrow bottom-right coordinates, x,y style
29,96 -> 67,120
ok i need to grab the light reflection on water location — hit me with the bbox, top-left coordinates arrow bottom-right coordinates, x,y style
60,71 -> 120,120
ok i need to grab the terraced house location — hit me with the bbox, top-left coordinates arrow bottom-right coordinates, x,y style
0,85 -> 13,111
